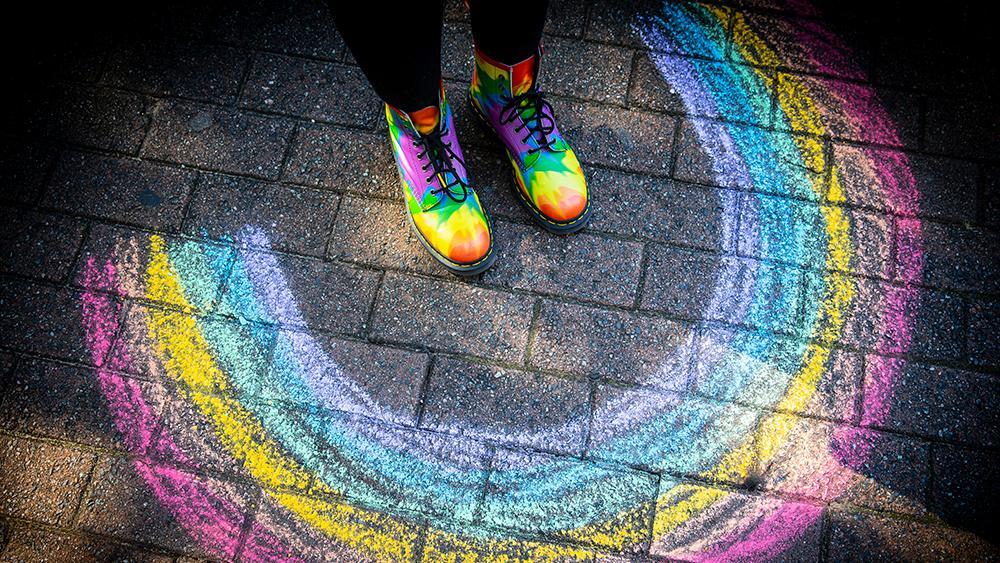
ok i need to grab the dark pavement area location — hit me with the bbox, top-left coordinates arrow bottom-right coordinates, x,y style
0,0 -> 998,561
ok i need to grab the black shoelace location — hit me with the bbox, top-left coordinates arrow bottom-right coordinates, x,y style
412,126 -> 469,209
499,89 -> 557,154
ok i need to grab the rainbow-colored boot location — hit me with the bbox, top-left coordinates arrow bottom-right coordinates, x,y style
469,47 -> 591,233
386,88 -> 494,275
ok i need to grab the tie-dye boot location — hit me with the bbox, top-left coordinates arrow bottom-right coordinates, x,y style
469,47 -> 591,233
385,88 -> 494,275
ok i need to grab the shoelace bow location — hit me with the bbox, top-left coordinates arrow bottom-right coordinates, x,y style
412,126 -> 469,209
499,89 -> 557,154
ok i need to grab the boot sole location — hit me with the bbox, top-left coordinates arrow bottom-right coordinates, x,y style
468,94 -> 592,235
396,169 -> 497,277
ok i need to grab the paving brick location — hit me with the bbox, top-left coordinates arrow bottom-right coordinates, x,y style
0,358 -> 122,450
82,363 -> 246,478
830,275 -> 961,360
102,40 -> 249,103
930,445 -> 999,541
673,119 -> 824,201
0,523 -> 171,562
827,510 -> 998,561
21,85 -> 150,154
587,1 -> 729,57
143,99 -> 295,180
629,54 -> 774,127
304,410 -> 490,520
589,385 -> 759,481
370,272 -> 535,363
0,280 -> 91,363
422,356 -> 589,454
924,96 -> 999,160
74,223 -> 231,312
550,97 -> 676,175
543,0 -> 589,38
731,12 -> 869,80
587,168 -> 728,250
651,483 -> 823,560
184,172 -> 339,257
283,124 -> 396,195
829,143 -> 918,215
538,37 -> 633,104
481,220 -> 644,307
422,524 -> 597,562
220,249 -> 379,336
249,329 -> 428,426
690,328 -> 808,407
912,221 -> 1000,293
441,23 -> 474,82
775,73 -> 920,149
0,138 -> 56,204
0,436 -> 95,526
906,154 -> 979,222
245,488 -> 423,562
46,151 -> 195,231
862,358 -> 999,447
639,245 -> 722,321
211,0 -> 348,59
0,208 -> 86,282
837,276 -> 889,352
77,456 -> 252,557
738,194 -> 827,270
907,288 -> 965,363
839,209 -> 894,279
967,298 -> 999,367
800,349 -> 864,423
480,448 -> 657,552
327,196 -> 449,276
240,53 -> 381,128
762,419 -> 928,514
531,300 -> 691,388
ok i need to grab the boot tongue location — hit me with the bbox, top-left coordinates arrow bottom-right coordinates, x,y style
509,54 -> 537,97
407,105 -> 440,135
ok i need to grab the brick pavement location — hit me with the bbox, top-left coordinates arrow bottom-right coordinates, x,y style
0,0 -> 997,561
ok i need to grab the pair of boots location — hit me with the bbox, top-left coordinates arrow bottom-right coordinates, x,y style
385,47 -> 591,275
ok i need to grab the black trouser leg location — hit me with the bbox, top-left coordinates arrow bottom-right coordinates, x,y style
328,1 -> 549,112
468,0 -> 549,64
328,2 -> 444,113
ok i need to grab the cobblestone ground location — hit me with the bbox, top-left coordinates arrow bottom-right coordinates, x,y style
1,0 -> 998,561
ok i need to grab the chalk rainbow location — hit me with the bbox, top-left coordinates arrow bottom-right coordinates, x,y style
79,2 -> 923,560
